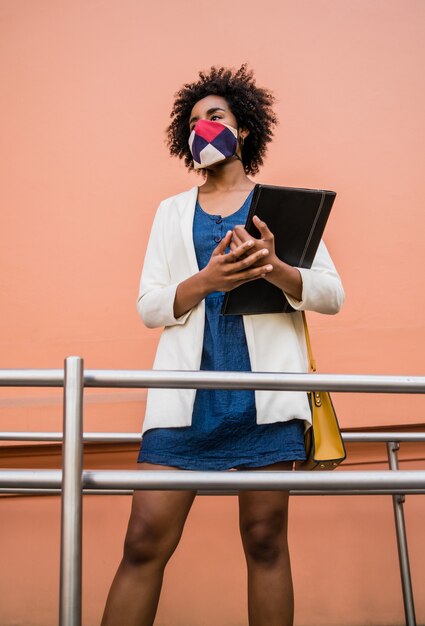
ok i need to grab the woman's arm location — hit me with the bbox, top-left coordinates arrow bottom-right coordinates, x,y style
137,201 -> 190,329
286,240 -> 344,314
138,204 -> 275,328
231,215 -> 344,314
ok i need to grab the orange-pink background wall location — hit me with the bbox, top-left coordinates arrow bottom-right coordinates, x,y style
1,1 -> 424,625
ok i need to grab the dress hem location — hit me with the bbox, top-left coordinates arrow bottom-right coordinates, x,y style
137,450 -> 307,471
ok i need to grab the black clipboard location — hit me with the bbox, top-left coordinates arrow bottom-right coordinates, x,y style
221,184 -> 336,315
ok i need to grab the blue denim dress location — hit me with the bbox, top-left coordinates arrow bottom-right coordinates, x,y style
138,190 -> 306,469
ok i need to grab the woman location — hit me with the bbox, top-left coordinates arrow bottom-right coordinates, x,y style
101,65 -> 344,626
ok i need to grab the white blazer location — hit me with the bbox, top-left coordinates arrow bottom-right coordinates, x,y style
137,186 -> 344,434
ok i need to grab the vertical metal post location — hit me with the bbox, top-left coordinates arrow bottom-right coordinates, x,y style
387,442 -> 416,626
60,357 -> 84,626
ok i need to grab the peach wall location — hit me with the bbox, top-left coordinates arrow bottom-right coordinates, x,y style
1,1 -> 425,625
1,0 -> 425,429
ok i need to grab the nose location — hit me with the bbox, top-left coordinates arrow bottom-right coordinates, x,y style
192,118 -> 221,134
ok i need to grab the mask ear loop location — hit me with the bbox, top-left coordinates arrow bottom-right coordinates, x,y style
233,132 -> 245,165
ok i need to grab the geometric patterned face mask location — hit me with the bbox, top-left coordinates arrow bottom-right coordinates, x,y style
188,119 -> 239,170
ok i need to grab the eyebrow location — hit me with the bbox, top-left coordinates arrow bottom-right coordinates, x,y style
189,107 -> 227,126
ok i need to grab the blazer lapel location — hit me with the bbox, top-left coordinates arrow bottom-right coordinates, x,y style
177,186 -> 199,273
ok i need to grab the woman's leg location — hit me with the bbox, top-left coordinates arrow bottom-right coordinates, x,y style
101,463 -> 196,626
238,461 -> 294,626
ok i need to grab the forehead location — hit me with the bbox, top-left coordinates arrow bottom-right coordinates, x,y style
190,94 -> 229,117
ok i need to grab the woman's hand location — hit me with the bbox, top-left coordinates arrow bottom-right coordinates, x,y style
231,215 -> 279,268
231,216 -> 303,301
200,229 -> 274,294
173,229 -> 274,319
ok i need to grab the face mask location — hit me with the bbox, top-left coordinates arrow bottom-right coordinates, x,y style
188,119 -> 239,169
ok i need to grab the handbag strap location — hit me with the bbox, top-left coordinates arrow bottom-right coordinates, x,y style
301,311 -> 317,373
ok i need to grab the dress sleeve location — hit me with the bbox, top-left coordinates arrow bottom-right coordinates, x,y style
284,240 -> 345,314
136,201 -> 192,329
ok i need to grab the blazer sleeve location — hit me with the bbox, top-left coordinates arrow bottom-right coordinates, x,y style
136,201 -> 192,329
284,240 -> 345,314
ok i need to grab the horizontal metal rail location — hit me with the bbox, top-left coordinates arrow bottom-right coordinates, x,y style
0,431 -> 143,442
1,431 -> 425,442
1,486 -> 425,497
1,469 -> 425,494
1,368 -> 425,393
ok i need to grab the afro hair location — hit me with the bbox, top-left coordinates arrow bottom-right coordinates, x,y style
166,64 -> 278,176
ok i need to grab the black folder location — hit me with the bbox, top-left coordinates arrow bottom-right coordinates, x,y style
221,184 -> 336,315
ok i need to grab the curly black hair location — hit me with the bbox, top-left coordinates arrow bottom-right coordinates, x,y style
166,64 -> 278,176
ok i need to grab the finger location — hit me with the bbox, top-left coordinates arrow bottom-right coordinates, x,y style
224,238 -> 255,262
231,230 -> 244,247
253,215 -> 274,240
212,230 -> 232,256
233,225 -> 251,242
231,248 -> 270,272
229,264 -> 273,283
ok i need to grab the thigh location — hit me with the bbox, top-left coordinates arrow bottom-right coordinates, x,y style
238,461 -> 292,534
126,462 -> 196,545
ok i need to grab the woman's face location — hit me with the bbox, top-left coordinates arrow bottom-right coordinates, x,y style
189,95 -> 239,133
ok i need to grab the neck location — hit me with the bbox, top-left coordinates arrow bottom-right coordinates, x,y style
201,158 -> 252,192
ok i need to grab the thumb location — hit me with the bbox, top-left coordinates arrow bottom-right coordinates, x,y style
212,230 -> 232,255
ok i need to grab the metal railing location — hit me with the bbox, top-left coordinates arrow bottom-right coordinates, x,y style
1,357 -> 425,626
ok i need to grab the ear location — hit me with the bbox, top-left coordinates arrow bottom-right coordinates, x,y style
239,127 -> 250,141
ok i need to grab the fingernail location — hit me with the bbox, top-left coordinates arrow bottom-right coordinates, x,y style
246,240 -> 254,246
266,265 -> 273,271
262,249 -> 268,255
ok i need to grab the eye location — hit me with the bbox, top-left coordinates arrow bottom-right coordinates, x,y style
211,115 -> 222,121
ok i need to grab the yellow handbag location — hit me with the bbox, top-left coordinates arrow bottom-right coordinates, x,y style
295,312 -> 346,471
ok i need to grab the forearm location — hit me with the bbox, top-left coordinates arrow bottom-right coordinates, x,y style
266,258 -> 303,302
173,270 -> 210,319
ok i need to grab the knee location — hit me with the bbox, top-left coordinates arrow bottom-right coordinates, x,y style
123,516 -> 175,568
241,516 -> 288,567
